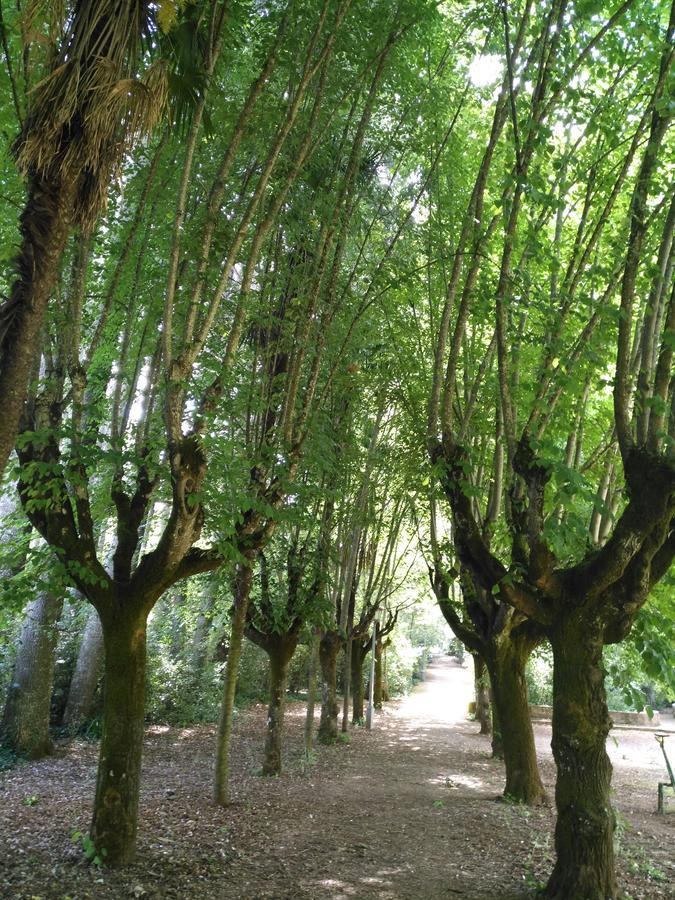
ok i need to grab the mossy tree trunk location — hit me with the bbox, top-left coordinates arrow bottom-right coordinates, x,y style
351,641 -> 368,724
485,631 -> 546,804
490,686 -> 504,759
90,601 -> 149,866
304,629 -> 320,755
246,620 -> 301,776
545,614 -> 616,900
373,637 -> 384,707
262,639 -> 295,775
318,630 -> 342,743
434,570 -> 542,797
472,652 -> 491,735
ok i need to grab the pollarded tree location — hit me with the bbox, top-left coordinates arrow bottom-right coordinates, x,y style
348,489 -> 410,723
422,378 -> 546,803
244,494 -> 334,776
422,2 -> 675,895
10,0 -> 444,863
351,607 -> 399,724
429,560 -> 547,803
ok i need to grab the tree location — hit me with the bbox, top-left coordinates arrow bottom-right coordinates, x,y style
1,583 -> 63,758
420,2 -> 675,894
430,560 -> 546,803
0,0 -> 171,476
7,0 -> 442,861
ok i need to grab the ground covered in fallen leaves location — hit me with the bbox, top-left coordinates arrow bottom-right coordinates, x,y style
0,656 -> 673,899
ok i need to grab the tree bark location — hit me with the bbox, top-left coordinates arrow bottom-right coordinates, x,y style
341,634 -> 353,733
90,604 -> 148,866
263,644 -> 291,775
545,615 -> 616,900
318,630 -> 342,743
214,560 -> 254,805
490,686 -> 504,759
304,629 -> 320,755
2,590 -> 64,758
351,644 -> 367,724
485,633 -> 546,805
472,653 -> 491,735
0,176 -> 73,478
63,606 -> 104,732
374,638 -> 384,708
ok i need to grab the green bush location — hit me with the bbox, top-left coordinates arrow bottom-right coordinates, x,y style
384,635 -> 419,696
526,649 -> 553,706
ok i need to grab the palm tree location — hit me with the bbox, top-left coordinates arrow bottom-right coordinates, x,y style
0,0 -> 170,475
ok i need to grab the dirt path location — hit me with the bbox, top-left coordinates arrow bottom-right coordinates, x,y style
0,656 -> 672,899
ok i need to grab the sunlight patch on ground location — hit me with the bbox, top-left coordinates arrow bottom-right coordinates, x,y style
177,728 -> 198,739
314,878 -> 359,897
399,721 -> 459,732
396,735 -> 423,750
428,772 -> 485,790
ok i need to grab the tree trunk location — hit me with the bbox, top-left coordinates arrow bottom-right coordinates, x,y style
0,176 -> 73,478
90,604 -> 148,866
304,629 -> 320,756
341,633 -> 353,733
63,606 -> 104,732
351,645 -> 366,724
263,644 -> 291,776
318,630 -> 341,743
374,638 -> 384,708
485,633 -> 546,805
545,615 -> 616,900
472,653 -> 491,735
2,590 -> 64,758
214,560 -> 253,805
490,689 -> 504,759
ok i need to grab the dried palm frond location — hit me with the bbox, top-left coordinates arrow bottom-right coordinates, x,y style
14,1 -> 170,226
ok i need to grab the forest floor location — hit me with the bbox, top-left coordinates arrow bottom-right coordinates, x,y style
0,656 -> 673,900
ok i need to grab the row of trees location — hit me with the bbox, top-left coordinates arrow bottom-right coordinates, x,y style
0,1 -> 673,898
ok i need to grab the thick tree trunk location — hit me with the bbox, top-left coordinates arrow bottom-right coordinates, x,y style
214,560 -> 253,805
263,645 -> 291,775
90,604 -> 148,866
472,653 -> 491,735
318,630 -> 341,743
351,645 -> 366,724
2,590 -> 64,757
545,615 -> 616,900
0,176 -> 72,478
63,607 -> 104,732
485,634 -> 546,805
